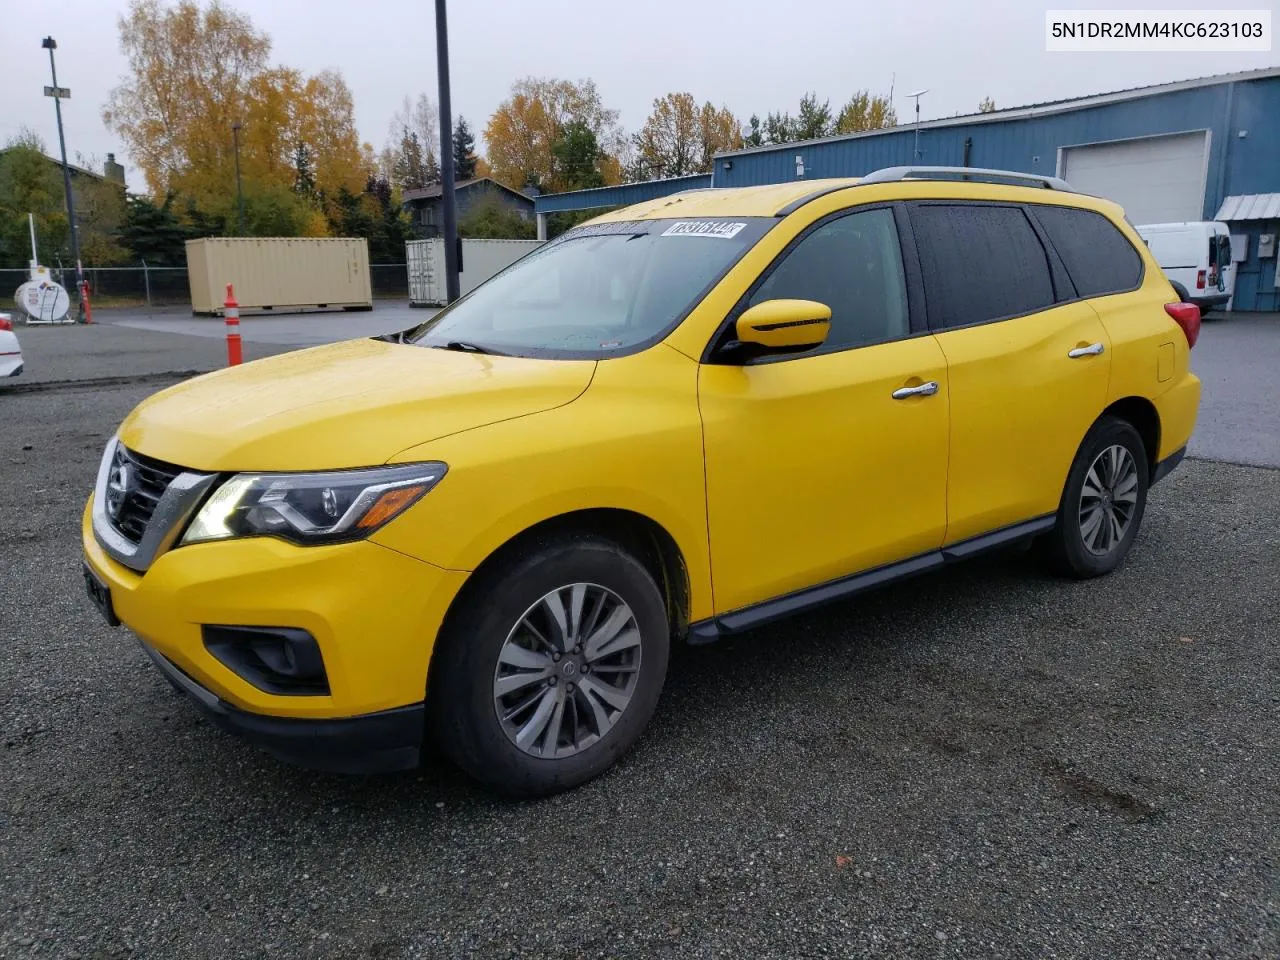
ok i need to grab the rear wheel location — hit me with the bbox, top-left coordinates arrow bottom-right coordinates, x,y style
1041,416 -> 1149,578
428,535 -> 669,797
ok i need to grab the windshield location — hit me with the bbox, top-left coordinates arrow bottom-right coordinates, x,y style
401,217 -> 774,358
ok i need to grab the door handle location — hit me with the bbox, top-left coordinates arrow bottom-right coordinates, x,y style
1068,342 -> 1105,358
891,381 -> 939,400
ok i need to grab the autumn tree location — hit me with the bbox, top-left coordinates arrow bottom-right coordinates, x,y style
484,77 -> 623,192
834,91 -> 898,134
453,117 -> 478,181
978,96 -> 997,113
104,0 -> 366,237
700,103 -> 742,170
633,93 -> 742,179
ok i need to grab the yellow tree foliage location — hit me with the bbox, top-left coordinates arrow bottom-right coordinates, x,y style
485,78 -> 622,192
634,93 -> 741,179
833,92 -> 897,134
104,0 -> 366,233
699,102 -> 742,170
103,0 -> 268,195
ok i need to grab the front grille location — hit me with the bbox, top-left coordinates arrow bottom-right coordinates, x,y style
110,446 -> 184,544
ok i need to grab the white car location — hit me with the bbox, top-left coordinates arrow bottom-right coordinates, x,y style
0,312 -> 23,378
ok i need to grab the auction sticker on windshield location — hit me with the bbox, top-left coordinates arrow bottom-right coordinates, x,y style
661,221 -> 748,239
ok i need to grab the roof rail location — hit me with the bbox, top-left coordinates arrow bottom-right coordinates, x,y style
859,166 -> 1074,191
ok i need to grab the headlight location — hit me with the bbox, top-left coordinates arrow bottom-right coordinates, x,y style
180,463 -> 447,546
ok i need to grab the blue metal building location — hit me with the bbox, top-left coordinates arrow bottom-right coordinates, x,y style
533,67 -> 1280,311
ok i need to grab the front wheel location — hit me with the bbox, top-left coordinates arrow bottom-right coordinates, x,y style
1040,416 -> 1150,578
428,535 -> 670,797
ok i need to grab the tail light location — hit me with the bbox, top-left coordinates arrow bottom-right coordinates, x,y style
1165,302 -> 1201,349
0,316 -> 12,332
1196,270 -> 1206,290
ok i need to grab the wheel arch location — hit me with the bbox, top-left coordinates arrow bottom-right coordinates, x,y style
1102,396 -> 1161,473
431,508 -> 692,676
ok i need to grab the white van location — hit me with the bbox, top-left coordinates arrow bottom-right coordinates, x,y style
1135,221 -> 1234,316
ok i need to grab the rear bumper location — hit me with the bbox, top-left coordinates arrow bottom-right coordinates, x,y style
1150,445 -> 1186,486
142,640 -> 424,774
1189,293 -> 1230,311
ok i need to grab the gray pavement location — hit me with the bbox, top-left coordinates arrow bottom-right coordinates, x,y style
1190,313 -> 1280,468
4,301 -> 436,387
104,299 -> 434,346
1,381 -> 1277,958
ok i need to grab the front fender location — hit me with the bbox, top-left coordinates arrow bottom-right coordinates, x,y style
371,345 -> 715,620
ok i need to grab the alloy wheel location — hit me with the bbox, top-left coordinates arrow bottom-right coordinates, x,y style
493,583 -> 642,758
1078,444 -> 1139,556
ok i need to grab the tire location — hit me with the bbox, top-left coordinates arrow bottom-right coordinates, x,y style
427,534 -> 670,797
1040,416 -> 1150,579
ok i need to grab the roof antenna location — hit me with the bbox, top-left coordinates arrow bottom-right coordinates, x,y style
888,72 -> 895,107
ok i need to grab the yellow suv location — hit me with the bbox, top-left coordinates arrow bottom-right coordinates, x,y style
82,167 -> 1202,796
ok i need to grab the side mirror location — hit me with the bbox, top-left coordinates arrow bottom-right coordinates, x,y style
735,298 -> 831,351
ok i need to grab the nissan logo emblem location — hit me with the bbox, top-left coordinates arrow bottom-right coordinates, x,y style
106,457 -> 132,521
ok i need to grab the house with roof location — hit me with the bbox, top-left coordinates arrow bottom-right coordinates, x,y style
401,178 -> 535,237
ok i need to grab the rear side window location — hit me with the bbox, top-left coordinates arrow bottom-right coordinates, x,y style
910,204 -> 1056,329
1034,205 -> 1143,298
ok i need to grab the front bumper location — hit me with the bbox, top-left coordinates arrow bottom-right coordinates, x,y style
82,497 -> 469,765
142,641 -> 424,773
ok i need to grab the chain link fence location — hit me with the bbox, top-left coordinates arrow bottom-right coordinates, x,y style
3,262 -> 411,309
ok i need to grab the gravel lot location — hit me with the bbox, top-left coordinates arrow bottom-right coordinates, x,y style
1,325 -> 1277,959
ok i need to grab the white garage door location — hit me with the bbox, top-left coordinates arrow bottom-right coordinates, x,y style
1059,131 -> 1209,224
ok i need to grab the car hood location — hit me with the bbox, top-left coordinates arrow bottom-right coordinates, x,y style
118,338 -> 596,471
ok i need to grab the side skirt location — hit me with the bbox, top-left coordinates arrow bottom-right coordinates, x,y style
687,514 -> 1056,644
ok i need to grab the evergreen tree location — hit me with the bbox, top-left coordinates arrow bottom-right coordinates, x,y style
119,193 -> 191,265
795,92 -> 833,140
293,142 -> 316,198
394,129 -> 429,190
453,117 -> 478,180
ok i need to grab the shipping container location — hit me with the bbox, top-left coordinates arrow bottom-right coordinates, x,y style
407,239 -> 543,306
186,237 -> 372,315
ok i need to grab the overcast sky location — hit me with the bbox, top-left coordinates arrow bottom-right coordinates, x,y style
4,0 -> 1276,188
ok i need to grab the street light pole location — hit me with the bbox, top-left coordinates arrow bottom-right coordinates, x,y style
42,36 -> 84,319
907,88 -> 929,162
232,122 -> 245,236
434,0 -> 460,304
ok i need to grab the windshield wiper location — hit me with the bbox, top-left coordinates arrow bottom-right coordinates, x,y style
436,340 -> 504,356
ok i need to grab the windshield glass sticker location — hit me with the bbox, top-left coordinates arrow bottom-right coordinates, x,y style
661,221 -> 748,239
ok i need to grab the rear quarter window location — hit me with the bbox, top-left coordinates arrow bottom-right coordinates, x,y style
1032,206 -> 1144,298
909,203 -> 1057,329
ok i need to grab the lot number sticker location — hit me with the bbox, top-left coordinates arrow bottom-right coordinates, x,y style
661,221 -> 748,239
